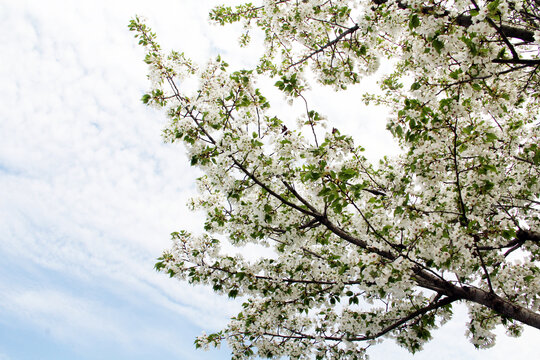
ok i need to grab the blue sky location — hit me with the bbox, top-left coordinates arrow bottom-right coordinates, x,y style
0,0 -> 537,359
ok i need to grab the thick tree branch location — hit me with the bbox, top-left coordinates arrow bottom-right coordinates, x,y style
492,59 -> 540,65
471,0 -> 520,60
517,229 -> 540,243
372,0 -> 536,42
479,229 -> 540,252
415,270 -> 540,329
461,286 -> 540,329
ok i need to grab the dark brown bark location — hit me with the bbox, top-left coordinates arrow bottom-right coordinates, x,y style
372,0 -> 535,42
416,270 -> 540,329
517,229 -> 540,243
461,286 -> 540,328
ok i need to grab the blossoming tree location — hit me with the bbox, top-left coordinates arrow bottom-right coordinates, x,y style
130,0 -> 539,358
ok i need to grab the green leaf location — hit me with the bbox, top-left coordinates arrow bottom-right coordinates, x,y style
487,0 -> 501,15
485,132 -> 498,143
432,39 -> 444,54
338,168 -> 357,181
450,69 -> 462,80
141,94 -> 151,104
409,14 -> 420,29
501,229 -> 516,240
533,149 -> 540,165
395,125 -> 403,137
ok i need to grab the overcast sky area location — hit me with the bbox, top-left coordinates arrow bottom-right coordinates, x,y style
0,0 -> 537,359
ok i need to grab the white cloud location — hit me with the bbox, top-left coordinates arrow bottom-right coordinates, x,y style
1,287 -> 128,346
0,0 -> 236,355
0,284 -> 221,359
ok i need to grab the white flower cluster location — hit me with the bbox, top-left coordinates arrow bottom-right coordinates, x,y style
131,0 -> 540,358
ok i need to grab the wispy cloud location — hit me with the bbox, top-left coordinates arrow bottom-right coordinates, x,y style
0,1 -> 238,358
0,280 -> 229,359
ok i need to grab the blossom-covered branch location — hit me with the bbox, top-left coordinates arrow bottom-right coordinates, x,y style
130,0 -> 539,358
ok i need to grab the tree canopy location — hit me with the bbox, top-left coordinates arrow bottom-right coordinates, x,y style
130,0 -> 540,358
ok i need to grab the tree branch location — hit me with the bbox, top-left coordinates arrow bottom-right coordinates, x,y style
263,295 -> 460,342
517,229 -> 540,243
355,295 -> 459,341
287,24 -> 360,68
372,0 -> 536,42
492,59 -> 540,65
